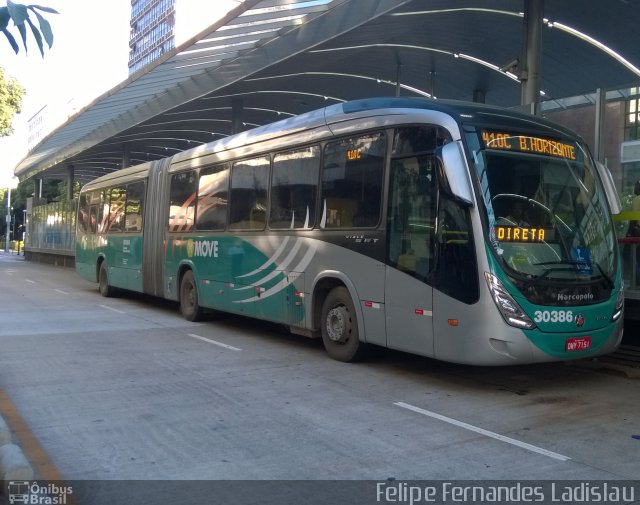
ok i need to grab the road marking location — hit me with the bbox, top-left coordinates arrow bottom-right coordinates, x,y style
0,388 -> 80,505
188,333 -> 242,351
25,279 -> 36,284
394,401 -> 571,461
54,289 -> 69,295
99,304 -> 126,314
0,388 -> 66,481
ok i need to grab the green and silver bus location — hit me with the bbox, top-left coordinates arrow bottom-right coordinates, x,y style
76,97 -> 624,365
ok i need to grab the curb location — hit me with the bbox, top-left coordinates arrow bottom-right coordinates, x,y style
0,414 -> 34,485
568,358 -> 640,380
0,416 -> 10,446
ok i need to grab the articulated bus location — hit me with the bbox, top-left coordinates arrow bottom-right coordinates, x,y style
76,97 -> 624,365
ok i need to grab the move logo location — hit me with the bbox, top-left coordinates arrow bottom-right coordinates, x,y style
186,239 -> 219,258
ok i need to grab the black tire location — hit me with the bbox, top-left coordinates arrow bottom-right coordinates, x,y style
320,286 -> 367,362
180,270 -> 203,322
98,262 -> 114,297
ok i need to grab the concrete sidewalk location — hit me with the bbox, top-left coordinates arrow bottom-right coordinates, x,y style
0,419 -> 34,482
0,249 -> 25,258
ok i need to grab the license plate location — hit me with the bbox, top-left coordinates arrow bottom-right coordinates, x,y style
566,336 -> 591,351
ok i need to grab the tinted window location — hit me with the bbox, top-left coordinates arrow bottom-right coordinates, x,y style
432,195 -> 479,303
169,171 -> 197,232
392,125 -> 450,156
78,193 -> 90,233
125,182 -> 145,232
98,190 -> 109,234
270,146 -> 319,229
229,156 -> 270,230
89,206 -> 98,234
321,132 -> 385,228
387,155 -> 437,281
196,164 -> 229,230
107,187 -> 126,233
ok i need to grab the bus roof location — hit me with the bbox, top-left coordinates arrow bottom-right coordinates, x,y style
84,97 -> 584,189
170,97 -> 583,165
81,162 -> 151,192
337,97 -> 582,139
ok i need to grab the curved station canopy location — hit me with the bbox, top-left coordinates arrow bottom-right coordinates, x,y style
14,0 -> 640,185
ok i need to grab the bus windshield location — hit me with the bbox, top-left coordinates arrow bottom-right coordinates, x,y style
470,129 -> 616,303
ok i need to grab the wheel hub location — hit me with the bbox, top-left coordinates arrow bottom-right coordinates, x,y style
326,306 -> 348,343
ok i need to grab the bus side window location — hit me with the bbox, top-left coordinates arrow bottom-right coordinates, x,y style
320,132 -> 385,229
270,146 -> 319,229
229,156 -> 270,230
97,190 -> 109,234
78,193 -> 90,233
125,181 -> 145,232
89,206 -> 98,233
432,195 -> 479,304
386,125 -> 449,281
169,171 -> 197,233
196,163 -> 229,231
387,156 -> 436,281
107,186 -> 127,233
86,190 -> 101,234
391,124 -> 449,156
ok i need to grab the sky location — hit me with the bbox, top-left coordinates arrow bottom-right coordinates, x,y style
0,0 -> 241,188
0,0 -> 130,187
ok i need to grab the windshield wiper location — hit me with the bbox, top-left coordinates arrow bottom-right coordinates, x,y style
524,260 -> 614,290
523,266 -> 580,289
595,263 -> 614,289
532,260 -> 589,267
523,260 -> 589,290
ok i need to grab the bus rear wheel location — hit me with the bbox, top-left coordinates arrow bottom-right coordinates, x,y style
321,286 -> 366,362
98,262 -> 114,297
180,270 -> 203,322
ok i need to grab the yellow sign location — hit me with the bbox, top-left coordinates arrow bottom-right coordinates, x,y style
496,225 -> 546,242
481,131 -> 577,160
186,239 -> 195,257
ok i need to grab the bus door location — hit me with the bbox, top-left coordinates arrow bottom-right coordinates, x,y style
385,154 -> 437,356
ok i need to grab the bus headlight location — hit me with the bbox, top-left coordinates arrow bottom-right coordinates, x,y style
484,272 -> 536,330
612,288 -> 624,322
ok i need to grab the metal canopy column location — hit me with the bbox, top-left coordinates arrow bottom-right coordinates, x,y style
594,88 -> 607,163
122,142 -> 132,169
232,98 -> 244,135
473,89 -> 486,103
520,0 -> 544,110
66,165 -> 75,200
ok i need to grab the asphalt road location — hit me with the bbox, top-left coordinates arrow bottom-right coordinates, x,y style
1,253 -> 639,504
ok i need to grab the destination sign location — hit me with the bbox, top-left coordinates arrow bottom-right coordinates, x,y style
496,225 -> 546,243
481,131 -> 577,161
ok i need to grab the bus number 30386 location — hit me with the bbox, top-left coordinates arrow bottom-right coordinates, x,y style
533,310 -> 574,323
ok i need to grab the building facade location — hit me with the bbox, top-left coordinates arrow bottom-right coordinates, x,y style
128,0 -> 176,75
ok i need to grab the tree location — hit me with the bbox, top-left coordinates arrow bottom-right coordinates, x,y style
0,1 -> 57,57
0,178 -> 68,239
0,66 -> 24,136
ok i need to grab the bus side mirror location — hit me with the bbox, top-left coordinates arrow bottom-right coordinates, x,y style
595,161 -> 622,215
437,141 -> 474,206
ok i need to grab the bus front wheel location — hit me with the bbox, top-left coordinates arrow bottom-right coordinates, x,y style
180,270 -> 203,322
320,286 -> 366,362
98,262 -> 114,297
